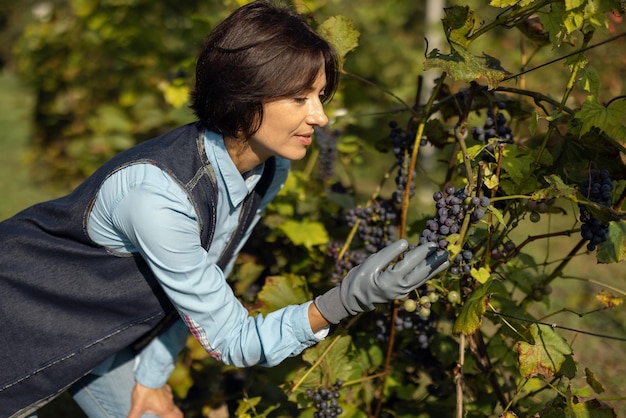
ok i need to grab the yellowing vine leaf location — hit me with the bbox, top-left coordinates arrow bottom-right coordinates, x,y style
471,266 -> 491,284
490,0 -> 533,7
254,274 -> 310,315
515,324 -> 572,379
317,16 -> 359,68
532,174 -> 578,201
595,289 -> 623,308
453,279 -> 507,335
278,219 -> 329,249
441,5 -> 475,48
424,46 -> 510,90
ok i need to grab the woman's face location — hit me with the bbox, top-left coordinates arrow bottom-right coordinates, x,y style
227,64 -> 329,172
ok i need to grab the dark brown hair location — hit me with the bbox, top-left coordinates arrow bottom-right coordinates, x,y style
190,1 -> 340,139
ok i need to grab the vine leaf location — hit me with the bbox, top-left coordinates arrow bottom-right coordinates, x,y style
575,98 -> 626,142
453,279 -> 507,335
278,219 -> 329,249
234,396 -> 279,418
597,221 -> 626,263
595,289 -> 624,309
254,274 -> 310,315
533,174 -> 578,201
498,146 -> 552,195
441,5 -> 475,48
470,266 -> 491,284
424,46 -> 511,90
568,397 -> 617,417
490,0 -> 533,7
515,324 -> 573,379
585,367 -> 605,394
317,16 -> 360,68
288,335 -> 363,403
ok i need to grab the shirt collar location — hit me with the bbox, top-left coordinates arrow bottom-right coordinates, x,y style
203,129 -> 263,208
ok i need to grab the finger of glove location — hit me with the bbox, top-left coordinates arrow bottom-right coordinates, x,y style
388,242 -> 437,275
362,239 -> 409,272
425,250 -> 449,273
426,258 -> 450,281
399,250 -> 450,288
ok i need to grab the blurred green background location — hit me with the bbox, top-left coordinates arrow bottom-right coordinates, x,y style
2,0 -> 626,416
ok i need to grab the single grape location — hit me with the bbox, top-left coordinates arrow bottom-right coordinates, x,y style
404,298 -> 418,312
448,290 -> 461,304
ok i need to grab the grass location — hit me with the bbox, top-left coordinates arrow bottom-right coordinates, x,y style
0,71 -> 66,220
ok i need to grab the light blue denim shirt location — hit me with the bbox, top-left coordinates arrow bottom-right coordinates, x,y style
87,129 -> 327,388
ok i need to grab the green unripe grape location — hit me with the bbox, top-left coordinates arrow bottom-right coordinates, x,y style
448,290 -> 460,304
404,298 -> 418,312
428,292 -> 439,303
419,295 -> 431,306
419,306 -> 431,318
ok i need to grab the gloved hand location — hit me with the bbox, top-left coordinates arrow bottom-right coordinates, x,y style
315,240 -> 449,324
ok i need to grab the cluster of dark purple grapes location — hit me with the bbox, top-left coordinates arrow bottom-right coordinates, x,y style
314,127 -> 339,182
579,169 -> 613,251
305,380 -> 344,417
419,186 -> 489,275
471,104 -> 513,148
389,121 -> 426,204
326,241 -> 368,284
345,199 -> 399,253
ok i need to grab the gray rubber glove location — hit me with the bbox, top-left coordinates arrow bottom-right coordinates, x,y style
315,240 -> 449,324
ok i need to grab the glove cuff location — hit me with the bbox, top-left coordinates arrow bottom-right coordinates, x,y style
314,286 -> 351,324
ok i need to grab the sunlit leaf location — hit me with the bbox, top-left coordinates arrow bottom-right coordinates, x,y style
515,324 -> 572,379
470,266 -> 491,284
441,5 -> 475,48
568,397 -> 617,417
255,274 -> 310,315
317,16 -> 359,68
158,80 -> 190,109
575,98 -> 626,142
490,0 -> 533,7
577,64 -> 600,95
278,219 -> 329,249
595,289 -> 623,309
453,279 -> 507,335
532,174 -> 578,201
289,334 -> 363,400
424,46 -> 511,90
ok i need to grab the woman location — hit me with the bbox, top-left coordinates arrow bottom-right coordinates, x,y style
0,1 -> 449,417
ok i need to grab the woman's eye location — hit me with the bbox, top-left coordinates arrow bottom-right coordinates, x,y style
294,97 -> 307,104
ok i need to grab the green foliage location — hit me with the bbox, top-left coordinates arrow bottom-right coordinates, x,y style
11,0 -> 626,417
13,0 -> 240,184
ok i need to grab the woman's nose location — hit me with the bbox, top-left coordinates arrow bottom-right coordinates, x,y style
307,99 -> 329,127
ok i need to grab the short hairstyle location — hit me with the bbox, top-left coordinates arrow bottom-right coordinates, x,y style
190,0 -> 340,139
